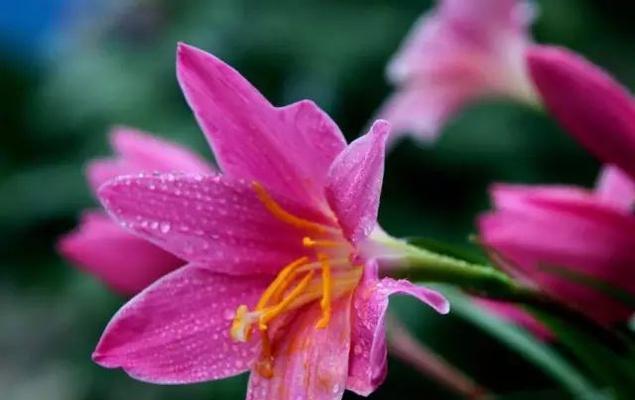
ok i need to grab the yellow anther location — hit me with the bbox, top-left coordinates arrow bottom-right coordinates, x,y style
302,236 -> 343,249
259,270 -> 316,329
252,181 -> 328,233
230,305 -> 252,342
256,256 -> 309,311
315,254 -> 332,329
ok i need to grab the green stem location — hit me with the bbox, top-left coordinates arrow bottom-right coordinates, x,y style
393,243 -> 536,302
391,242 -> 628,350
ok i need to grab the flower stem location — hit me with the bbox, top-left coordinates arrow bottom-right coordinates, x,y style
391,243 -> 536,302
389,242 -> 629,350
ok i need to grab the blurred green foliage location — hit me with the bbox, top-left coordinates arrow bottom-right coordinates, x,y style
1,0 -> 634,398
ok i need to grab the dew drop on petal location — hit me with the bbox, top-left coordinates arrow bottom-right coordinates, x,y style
223,308 -> 235,320
160,222 -> 171,234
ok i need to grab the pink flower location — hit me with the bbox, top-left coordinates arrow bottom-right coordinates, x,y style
381,0 -> 537,141
91,43 -> 449,399
527,45 -> 635,181
478,45 -> 635,327
479,169 -> 635,325
58,127 -> 214,295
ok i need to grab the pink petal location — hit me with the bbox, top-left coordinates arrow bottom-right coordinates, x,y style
58,211 -> 183,295
480,191 -> 635,324
325,120 -> 390,243
347,274 -> 449,396
176,43 -> 346,208
246,295 -> 353,400
98,173 -> 326,275
527,45 -> 635,180
87,126 -> 214,191
491,183 -> 594,212
595,165 -> 635,212
93,263 -> 268,383
472,298 -> 552,340
378,83 -> 477,142
383,0 -> 535,140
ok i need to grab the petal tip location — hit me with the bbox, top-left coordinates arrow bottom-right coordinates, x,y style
369,119 -> 392,138
438,299 -> 451,315
56,232 -> 77,260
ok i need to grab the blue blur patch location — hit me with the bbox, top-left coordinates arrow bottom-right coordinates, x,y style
0,0 -> 77,59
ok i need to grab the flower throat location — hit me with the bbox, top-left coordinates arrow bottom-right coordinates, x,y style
229,182 -> 362,378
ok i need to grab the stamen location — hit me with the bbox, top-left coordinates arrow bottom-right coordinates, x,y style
259,270 -> 315,329
255,256 -> 309,311
253,182 -> 331,233
303,236 -> 345,249
316,254 -> 332,329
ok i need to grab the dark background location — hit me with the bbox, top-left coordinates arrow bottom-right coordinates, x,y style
1,0 -> 634,398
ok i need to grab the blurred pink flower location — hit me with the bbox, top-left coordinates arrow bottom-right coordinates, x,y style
381,0 -> 537,142
527,45 -> 635,181
58,128 -> 214,294
91,43 -> 449,399
479,171 -> 635,325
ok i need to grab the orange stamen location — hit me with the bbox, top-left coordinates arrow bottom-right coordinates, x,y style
255,256 -> 309,311
259,270 -> 315,329
315,254 -> 332,329
302,236 -> 344,249
252,181 -> 328,233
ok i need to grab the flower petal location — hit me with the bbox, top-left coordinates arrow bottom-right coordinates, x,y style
246,295 -> 352,400
527,45 -> 635,180
57,211 -> 183,295
377,83 -> 477,142
383,0 -> 535,140
176,43 -> 346,207
595,165 -> 635,212
347,274 -> 449,396
87,126 -> 214,191
93,263 -> 268,384
491,183 -> 594,212
480,190 -> 635,324
326,120 -> 390,243
98,173 -> 325,275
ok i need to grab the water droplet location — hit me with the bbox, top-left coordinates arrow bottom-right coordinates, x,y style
353,344 -> 363,355
160,222 -> 171,234
223,308 -> 235,320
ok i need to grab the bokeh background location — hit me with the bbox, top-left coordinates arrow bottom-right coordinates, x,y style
1,0 -> 634,398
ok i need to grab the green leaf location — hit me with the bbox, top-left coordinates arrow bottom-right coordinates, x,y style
438,287 -> 606,400
535,311 -> 635,400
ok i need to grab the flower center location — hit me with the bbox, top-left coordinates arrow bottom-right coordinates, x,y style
228,182 -> 362,378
